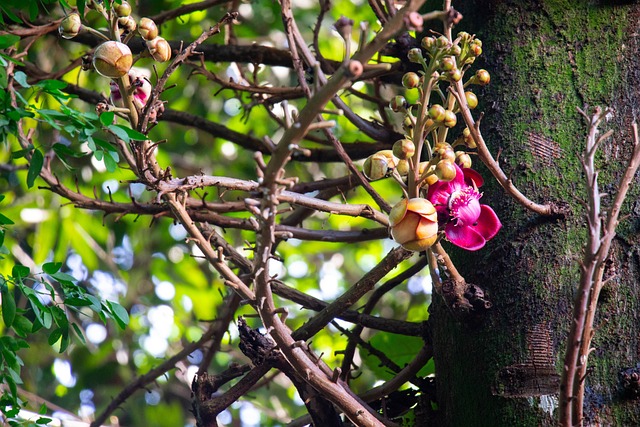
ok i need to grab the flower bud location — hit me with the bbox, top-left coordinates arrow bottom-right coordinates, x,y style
476,69 -> 490,85
402,72 -> 420,89
465,91 -> 478,109
396,159 -> 410,176
404,11 -> 424,32
457,31 -> 471,42
93,41 -> 132,78
448,45 -> 462,56
59,13 -> 82,39
436,36 -> 449,48
463,127 -> 476,149
470,43 -> 482,57
428,104 -> 446,122
440,56 -> 456,71
363,150 -> 396,180
419,162 -> 439,186
119,16 -> 137,33
115,1 -> 132,17
389,198 -> 439,251
443,110 -> 457,128
434,142 -> 455,162
407,48 -> 424,64
389,95 -> 407,112
455,151 -> 472,168
138,17 -> 159,41
402,116 -> 414,131
421,37 -> 436,51
393,139 -> 415,160
435,160 -> 457,182
447,68 -> 462,82
334,16 -> 354,40
347,60 -> 363,78
147,37 -> 172,62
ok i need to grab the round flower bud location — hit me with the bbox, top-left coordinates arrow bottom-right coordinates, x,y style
389,95 -> 407,112
138,17 -> 159,41
147,37 -> 172,62
465,91 -> 478,109
448,45 -> 462,56
455,151 -> 472,169
443,110 -> 457,128
93,41 -> 132,78
472,38 -> 483,48
440,56 -> 456,71
476,69 -> 490,86
447,68 -> 462,82
402,72 -> 421,89
435,160 -> 457,182
457,31 -> 471,42
434,143 -> 455,162
463,127 -> 477,149
363,150 -> 396,180
404,11 -> 424,32
115,1 -> 132,17
428,104 -> 446,122
389,198 -> 439,251
396,159 -> 410,176
436,36 -> 449,48
424,118 -> 435,130
119,16 -> 137,32
407,48 -> 424,64
393,139 -> 415,160
421,37 -> 435,51
470,43 -> 483,57
347,60 -> 363,78
59,13 -> 82,39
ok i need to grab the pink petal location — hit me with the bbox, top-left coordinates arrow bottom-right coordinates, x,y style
444,222 -> 487,251
475,205 -> 502,240
462,167 -> 484,188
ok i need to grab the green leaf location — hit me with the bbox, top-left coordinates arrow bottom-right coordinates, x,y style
1,286 -> 16,327
100,111 -> 115,126
107,125 -> 130,143
36,418 -> 53,425
42,262 -> 62,275
0,35 -> 20,49
50,271 -> 77,285
0,213 -> 14,225
64,297 -> 92,307
110,124 -> 148,141
12,315 -> 33,337
35,79 -> 67,91
48,328 -> 62,346
72,323 -> 86,344
103,150 -> 118,172
27,148 -> 44,188
13,71 -> 29,88
11,265 -> 30,280
77,0 -> 86,21
107,301 -> 129,329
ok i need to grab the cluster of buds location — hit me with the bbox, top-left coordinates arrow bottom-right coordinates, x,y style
362,29 -> 501,252
58,2 -> 172,81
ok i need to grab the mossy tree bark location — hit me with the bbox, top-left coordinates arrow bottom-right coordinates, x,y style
428,1 -> 640,426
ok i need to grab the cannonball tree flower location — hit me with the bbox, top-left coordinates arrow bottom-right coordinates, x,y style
389,198 -> 439,251
110,68 -> 152,110
426,164 -> 501,251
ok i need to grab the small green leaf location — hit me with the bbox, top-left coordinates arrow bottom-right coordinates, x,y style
35,79 -> 67,91
0,35 -> 20,49
42,262 -> 62,275
111,124 -> 147,141
13,71 -> 29,88
1,287 -> 16,327
72,323 -> 86,344
12,315 -> 33,337
36,418 -> 53,425
50,271 -> 77,284
103,150 -> 118,172
0,213 -> 14,225
107,301 -> 129,329
64,297 -> 92,307
27,148 -> 44,188
48,328 -> 62,346
107,125 -> 130,143
11,265 -> 29,280
100,111 -> 115,126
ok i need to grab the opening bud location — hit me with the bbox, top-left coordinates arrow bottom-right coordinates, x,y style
363,150 -> 396,180
440,56 -> 456,71
463,127 -> 477,149
389,198 -> 439,251
59,13 -> 82,39
447,68 -> 462,82
434,142 -> 455,162
421,36 -> 436,51
93,41 -> 132,78
138,17 -> 159,41
118,16 -> 137,33
147,37 -> 172,62
393,139 -> 416,160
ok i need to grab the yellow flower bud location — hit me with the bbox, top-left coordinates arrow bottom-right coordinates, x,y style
147,37 -> 172,62
455,151 -> 472,168
93,41 -> 132,78
389,198 -> 439,251
59,13 -> 82,39
363,150 -> 396,180
435,160 -> 457,182
443,110 -> 457,128
392,139 -> 415,160
138,17 -> 159,41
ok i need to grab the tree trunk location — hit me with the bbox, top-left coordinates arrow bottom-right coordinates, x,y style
430,1 -> 640,425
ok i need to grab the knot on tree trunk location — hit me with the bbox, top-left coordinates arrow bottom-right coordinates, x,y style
441,279 -> 492,323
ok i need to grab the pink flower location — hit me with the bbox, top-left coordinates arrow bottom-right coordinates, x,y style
110,68 -> 151,110
426,164 -> 501,251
